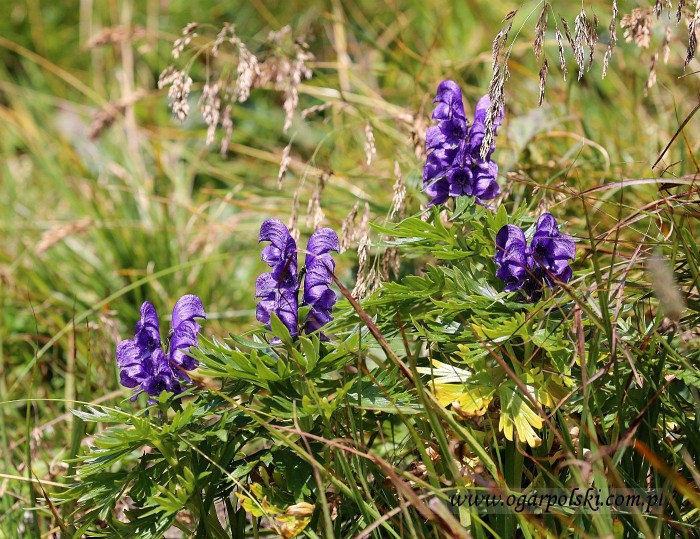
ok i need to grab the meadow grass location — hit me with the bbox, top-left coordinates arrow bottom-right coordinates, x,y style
0,0 -> 698,537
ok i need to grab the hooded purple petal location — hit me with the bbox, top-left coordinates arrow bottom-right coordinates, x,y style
423,149 -> 452,187
259,219 -> 293,255
306,228 -> 339,268
168,295 -> 205,372
276,287 -> 300,337
432,80 -> 467,121
256,275 -> 299,338
447,167 -> 474,197
259,219 -> 298,283
495,224 -> 526,258
534,213 -> 559,234
424,177 -> 451,207
116,340 -> 147,388
471,160 -> 500,201
139,301 -> 159,329
141,349 -> 182,396
427,118 -> 467,150
169,320 -> 201,371
171,294 -> 206,330
134,301 -> 161,352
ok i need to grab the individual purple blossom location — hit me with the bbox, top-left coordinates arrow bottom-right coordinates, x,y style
303,228 -> 339,336
494,213 -> 575,302
431,80 -> 467,121
423,81 -> 504,206
116,295 -> 206,399
255,219 -> 339,339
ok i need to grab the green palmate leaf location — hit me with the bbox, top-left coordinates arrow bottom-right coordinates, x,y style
345,369 -> 420,413
471,311 -> 531,342
431,382 -> 494,418
273,449 -> 314,499
418,359 -> 496,417
531,328 -> 569,353
416,359 -> 472,384
520,367 -> 569,409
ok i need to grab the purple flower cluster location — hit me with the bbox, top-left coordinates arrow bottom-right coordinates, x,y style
494,213 -> 576,301
256,219 -> 339,339
116,295 -> 206,398
423,80 -> 504,206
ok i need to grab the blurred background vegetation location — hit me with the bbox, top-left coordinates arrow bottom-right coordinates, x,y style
1,0 -> 698,536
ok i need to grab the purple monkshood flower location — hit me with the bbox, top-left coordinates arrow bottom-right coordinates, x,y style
494,213 -> 575,302
256,219 -> 339,339
116,295 -> 206,399
423,80 -> 504,206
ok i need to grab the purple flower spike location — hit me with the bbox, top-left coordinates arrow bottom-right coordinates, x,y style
116,295 -> 206,400
494,215 -> 575,302
303,229 -> 339,337
422,81 -> 504,206
256,219 -> 299,337
255,220 -> 340,341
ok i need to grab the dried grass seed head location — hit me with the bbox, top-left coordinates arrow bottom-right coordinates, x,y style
481,61 -> 509,160
538,58 -> 549,107
340,201 -> 360,253
172,22 -> 199,59
534,4 -> 549,60
278,141 -> 292,189
621,7 -> 655,49
220,104 -> 233,156
603,0 -> 619,78
364,123 -> 377,166
573,9 -> 590,79
199,81 -> 222,145
389,161 -> 406,221
685,0 -> 700,67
